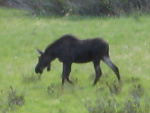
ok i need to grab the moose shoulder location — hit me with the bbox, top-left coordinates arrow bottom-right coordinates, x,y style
35,34 -> 120,85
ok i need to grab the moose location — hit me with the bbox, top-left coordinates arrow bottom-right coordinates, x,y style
35,34 -> 120,85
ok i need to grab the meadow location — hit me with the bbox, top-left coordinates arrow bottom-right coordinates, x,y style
0,7 -> 150,113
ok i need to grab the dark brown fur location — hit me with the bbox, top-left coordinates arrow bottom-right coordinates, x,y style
35,34 -> 120,85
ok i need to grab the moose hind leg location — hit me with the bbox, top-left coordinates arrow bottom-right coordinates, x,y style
93,61 -> 102,85
103,56 -> 120,81
62,63 -> 73,85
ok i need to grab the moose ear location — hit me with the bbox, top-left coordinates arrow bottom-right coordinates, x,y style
37,49 -> 44,55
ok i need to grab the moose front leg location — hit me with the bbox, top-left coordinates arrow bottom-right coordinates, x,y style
47,63 -> 51,71
62,63 -> 73,85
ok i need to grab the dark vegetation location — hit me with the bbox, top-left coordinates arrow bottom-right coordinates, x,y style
1,78 -> 149,113
22,73 -> 41,83
84,81 -> 150,113
1,0 -> 150,16
0,86 -> 25,113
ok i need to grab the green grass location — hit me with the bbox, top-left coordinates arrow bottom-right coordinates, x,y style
0,7 -> 150,113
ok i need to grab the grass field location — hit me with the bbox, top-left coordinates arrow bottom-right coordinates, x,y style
0,8 -> 150,113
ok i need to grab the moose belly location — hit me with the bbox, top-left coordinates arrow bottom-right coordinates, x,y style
72,52 -> 92,63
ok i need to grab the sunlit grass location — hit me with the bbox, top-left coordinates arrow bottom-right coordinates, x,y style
0,8 -> 150,113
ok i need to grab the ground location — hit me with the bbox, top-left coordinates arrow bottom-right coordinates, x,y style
0,8 -> 150,113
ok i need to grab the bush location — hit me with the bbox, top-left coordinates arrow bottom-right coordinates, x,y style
0,0 -> 6,5
23,0 -> 69,15
83,83 -> 150,113
3,0 -> 150,16
67,0 -> 112,16
0,86 -> 25,113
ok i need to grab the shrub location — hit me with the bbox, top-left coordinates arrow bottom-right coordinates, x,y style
7,86 -> 25,108
0,86 -> 25,113
3,0 -> 150,16
22,73 -> 41,83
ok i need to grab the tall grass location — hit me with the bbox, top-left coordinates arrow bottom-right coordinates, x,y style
0,8 -> 150,113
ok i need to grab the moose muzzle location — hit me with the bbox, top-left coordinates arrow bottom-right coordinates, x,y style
35,65 -> 43,74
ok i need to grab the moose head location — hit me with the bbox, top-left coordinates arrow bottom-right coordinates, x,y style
35,49 -> 51,74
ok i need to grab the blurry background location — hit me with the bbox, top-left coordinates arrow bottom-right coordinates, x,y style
1,0 -> 150,16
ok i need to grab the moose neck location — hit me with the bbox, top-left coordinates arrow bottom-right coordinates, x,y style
44,43 -> 59,61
